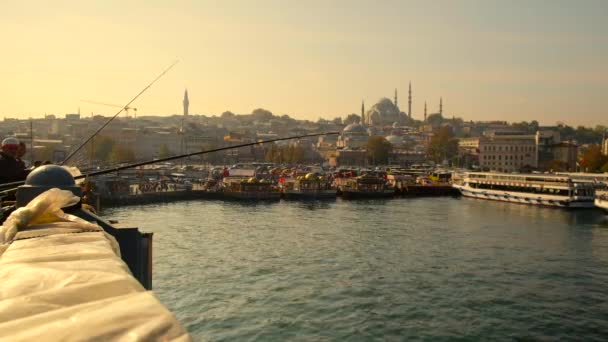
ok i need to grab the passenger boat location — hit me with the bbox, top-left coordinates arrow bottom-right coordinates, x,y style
453,172 -> 603,208
221,176 -> 281,200
281,173 -> 336,200
595,190 -> 608,213
336,173 -> 395,199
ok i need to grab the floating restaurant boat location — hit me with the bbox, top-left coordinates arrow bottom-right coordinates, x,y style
281,173 -> 336,200
336,173 -> 395,199
595,190 -> 608,213
453,172 -> 604,208
221,176 -> 281,200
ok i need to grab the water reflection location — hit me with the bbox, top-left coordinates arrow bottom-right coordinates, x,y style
103,197 -> 608,341
295,201 -> 333,211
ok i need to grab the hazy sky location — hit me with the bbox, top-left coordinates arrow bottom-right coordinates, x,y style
1,0 -> 607,126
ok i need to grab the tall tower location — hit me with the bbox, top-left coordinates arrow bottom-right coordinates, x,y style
394,88 -> 398,108
408,82 -> 412,119
424,101 -> 427,122
183,89 -> 189,116
361,100 -> 365,125
439,97 -> 443,116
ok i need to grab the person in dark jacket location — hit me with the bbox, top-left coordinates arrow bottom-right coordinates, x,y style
0,137 -> 29,185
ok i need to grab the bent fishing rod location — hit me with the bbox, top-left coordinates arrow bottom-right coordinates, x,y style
61,60 -> 179,166
0,131 -> 339,193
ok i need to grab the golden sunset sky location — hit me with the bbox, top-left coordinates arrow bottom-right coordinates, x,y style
1,0 -> 607,126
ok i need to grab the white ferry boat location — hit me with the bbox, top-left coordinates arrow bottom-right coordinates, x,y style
595,190 -> 608,213
453,172 -> 602,208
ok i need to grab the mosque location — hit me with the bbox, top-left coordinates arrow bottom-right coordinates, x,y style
338,83 -> 424,149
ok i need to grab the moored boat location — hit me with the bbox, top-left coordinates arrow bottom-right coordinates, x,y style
221,176 -> 281,200
281,173 -> 336,200
595,190 -> 608,213
453,172 -> 604,208
336,173 -> 395,199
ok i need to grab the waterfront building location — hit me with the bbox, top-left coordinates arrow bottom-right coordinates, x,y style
536,130 -> 578,171
459,133 -> 537,172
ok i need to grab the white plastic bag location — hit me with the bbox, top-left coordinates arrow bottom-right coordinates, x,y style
0,188 -> 99,244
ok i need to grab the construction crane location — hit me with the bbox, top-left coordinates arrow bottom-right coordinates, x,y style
81,100 -> 138,118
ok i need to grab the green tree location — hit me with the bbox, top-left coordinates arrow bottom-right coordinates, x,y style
159,144 -> 170,158
286,145 -> 306,163
366,136 -> 392,165
110,145 -> 135,163
87,136 -> 115,162
265,144 -> 281,163
427,126 -> 459,164
600,162 -> 608,173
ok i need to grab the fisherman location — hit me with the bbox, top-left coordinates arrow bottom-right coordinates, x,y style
0,137 -> 29,185
16,142 -> 27,169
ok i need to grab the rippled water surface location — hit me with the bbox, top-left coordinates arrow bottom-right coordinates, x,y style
105,197 -> 608,341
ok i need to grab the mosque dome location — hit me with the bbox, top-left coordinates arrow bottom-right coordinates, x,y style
366,98 -> 403,126
343,123 -> 367,135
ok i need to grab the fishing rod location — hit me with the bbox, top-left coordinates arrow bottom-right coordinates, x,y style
0,131 -> 339,194
61,60 -> 179,165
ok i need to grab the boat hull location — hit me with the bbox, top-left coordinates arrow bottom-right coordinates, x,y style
453,185 -> 594,208
222,191 -> 281,201
282,190 -> 336,200
341,190 -> 395,199
595,198 -> 608,213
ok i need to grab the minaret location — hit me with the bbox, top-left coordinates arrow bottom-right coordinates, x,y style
439,97 -> 443,116
408,82 -> 412,119
424,101 -> 427,122
361,100 -> 365,125
394,88 -> 398,108
183,89 -> 189,116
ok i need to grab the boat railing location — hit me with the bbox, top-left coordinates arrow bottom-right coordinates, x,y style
466,178 -> 585,188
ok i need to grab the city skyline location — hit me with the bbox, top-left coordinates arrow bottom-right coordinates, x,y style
1,0 -> 607,126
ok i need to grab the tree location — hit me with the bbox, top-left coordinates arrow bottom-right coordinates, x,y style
427,126 -> 459,164
264,144 -> 307,164
579,144 -> 608,172
601,162 -> 608,173
344,113 -> 361,125
366,136 -> 392,165
85,136 -> 115,162
332,117 -> 343,125
265,144 -> 281,164
159,144 -> 170,158
110,145 -> 135,163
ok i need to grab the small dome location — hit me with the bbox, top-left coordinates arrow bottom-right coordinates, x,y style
343,123 -> 367,134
